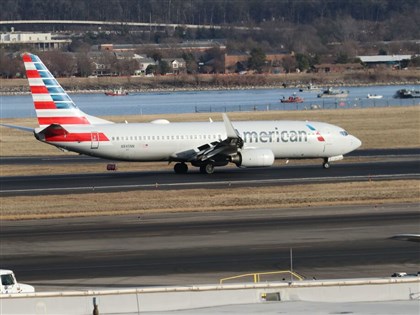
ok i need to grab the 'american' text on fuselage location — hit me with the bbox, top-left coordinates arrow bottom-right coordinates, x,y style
242,128 -> 308,143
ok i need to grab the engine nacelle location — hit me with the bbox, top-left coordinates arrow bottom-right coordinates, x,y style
231,149 -> 275,168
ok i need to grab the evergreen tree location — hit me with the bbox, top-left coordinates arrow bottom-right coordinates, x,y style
248,48 -> 266,73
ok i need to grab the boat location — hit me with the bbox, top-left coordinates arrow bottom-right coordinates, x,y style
105,88 -> 128,96
317,87 -> 349,98
280,95 -> 304,103
394,88 -> 420,98
367,94 -> 383,99
299,83 -> 321,92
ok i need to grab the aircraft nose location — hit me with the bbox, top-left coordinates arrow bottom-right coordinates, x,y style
351,135 -> 362,150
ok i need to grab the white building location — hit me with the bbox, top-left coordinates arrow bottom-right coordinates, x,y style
135,57 -> 157,75
161,58 -> 186,74
0,31 -> 71,50
357,55 -> 412,68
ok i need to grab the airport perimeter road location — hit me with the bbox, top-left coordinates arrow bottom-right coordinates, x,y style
1,159 -> 419,196
1,204 -> 419,291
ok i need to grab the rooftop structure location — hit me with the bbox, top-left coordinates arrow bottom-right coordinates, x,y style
0,31 -> 71,51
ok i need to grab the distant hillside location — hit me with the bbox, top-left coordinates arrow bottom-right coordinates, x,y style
1,0 -> 419,51
1,0 -> 419,77
1,0 -> 419,31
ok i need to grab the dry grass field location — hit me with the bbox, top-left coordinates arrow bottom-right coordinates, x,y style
1,106 -> 419,220
1,180 -> 419,220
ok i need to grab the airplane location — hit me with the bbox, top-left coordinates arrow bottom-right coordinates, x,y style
3,53 -> 361,174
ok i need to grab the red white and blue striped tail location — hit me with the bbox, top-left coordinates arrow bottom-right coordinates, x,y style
23,53 -> 111,129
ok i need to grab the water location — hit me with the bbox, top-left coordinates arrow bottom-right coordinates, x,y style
0,85 -> 419,119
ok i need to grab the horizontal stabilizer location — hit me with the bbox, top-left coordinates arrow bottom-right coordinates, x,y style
0,123 -> 34,133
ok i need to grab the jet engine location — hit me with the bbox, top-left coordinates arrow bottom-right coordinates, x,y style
231,149 -> 275,167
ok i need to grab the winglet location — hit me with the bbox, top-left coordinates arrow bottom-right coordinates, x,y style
222,113 -> 239,138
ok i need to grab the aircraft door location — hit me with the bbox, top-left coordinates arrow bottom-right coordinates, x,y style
322,128 -> 333,153
91,131 -> 100,149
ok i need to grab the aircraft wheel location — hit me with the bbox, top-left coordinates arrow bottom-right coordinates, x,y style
174,162 -> 188,174
200,163 -> 214,174
323,160 -> 330,169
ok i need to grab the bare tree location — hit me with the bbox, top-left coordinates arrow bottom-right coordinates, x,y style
75,53 -> 94,77
40,51 -> 76,77
282,55 -> 297,73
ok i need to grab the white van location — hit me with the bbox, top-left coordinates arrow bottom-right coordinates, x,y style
1,269 -> 35,294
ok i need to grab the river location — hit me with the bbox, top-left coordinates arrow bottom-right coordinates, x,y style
0,84 -> 419,119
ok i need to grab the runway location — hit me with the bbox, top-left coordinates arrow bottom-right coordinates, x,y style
1,204 -> 419,291
1,149 -> 419,196
1,149 -> 419,291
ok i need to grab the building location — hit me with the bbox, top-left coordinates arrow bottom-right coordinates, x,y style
134,57 -> 157,75
358,55 -> 412,69
224,51 -> 294,73
99,40 -> 226,54
313,63 -> 364,73
161,58 -> 186,75
0,31 -> 71,50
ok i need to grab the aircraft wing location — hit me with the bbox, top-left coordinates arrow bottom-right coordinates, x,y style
390,234 -> 420,243
171,114 -> 244,163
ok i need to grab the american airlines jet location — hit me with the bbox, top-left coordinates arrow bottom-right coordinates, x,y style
11,53 -> 361,174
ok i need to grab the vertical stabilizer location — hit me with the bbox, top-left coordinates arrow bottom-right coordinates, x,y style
22,53 -> 111,128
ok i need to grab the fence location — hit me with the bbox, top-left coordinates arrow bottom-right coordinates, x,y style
195,97 -> 420,113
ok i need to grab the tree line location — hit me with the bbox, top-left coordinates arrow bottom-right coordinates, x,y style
2,0 -> 418,55
1,0 -> 419,78
1,0 -> 418,28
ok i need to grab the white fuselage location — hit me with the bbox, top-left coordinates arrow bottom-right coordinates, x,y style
38,120 -> 361,162
22,52 -> 362,172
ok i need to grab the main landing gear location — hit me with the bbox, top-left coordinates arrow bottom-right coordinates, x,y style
323,158 -> 330,169
199,163 -> 215,174
173,162 -> 215,174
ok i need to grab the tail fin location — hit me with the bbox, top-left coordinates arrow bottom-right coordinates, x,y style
22,53 -> 112,129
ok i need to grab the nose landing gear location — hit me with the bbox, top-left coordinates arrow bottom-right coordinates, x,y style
174,162 -> 188,174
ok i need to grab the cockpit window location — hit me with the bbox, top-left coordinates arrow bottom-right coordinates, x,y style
340,131 -> 348,136
1,274 -> 15,286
